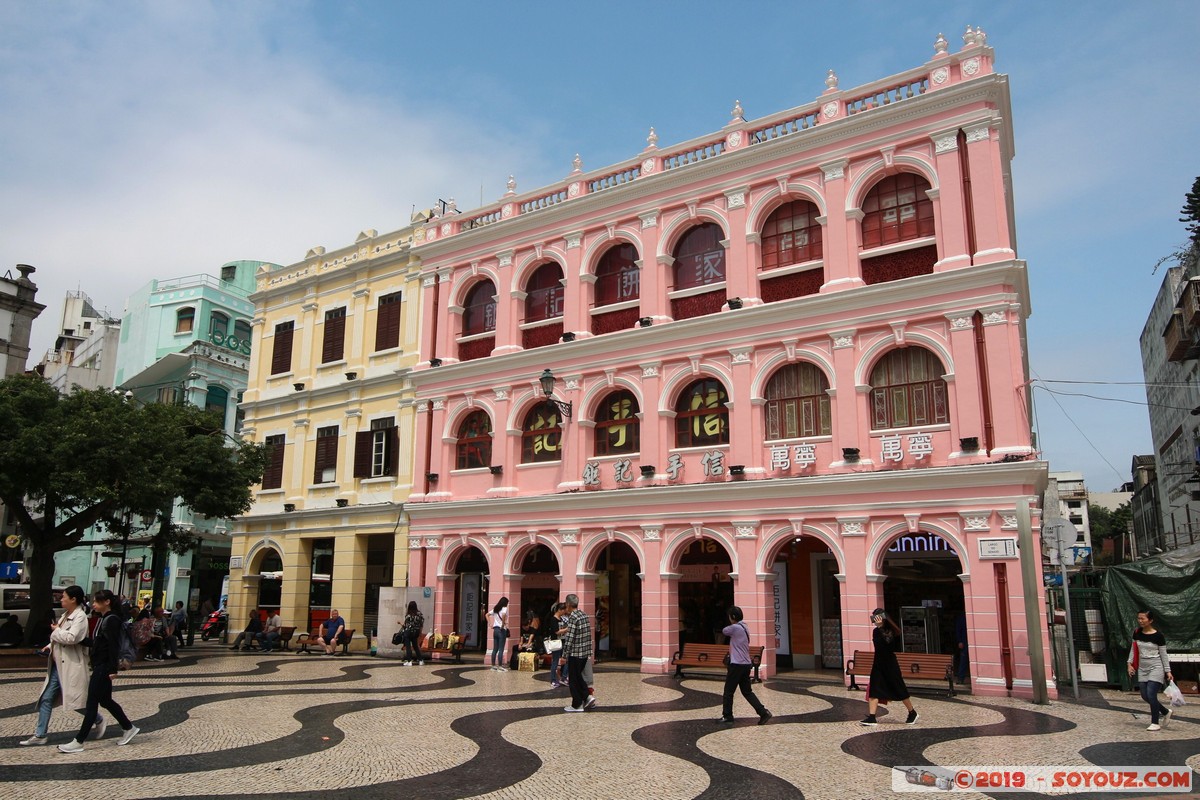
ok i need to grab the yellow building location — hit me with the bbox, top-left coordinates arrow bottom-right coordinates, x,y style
229,223 -> 423,648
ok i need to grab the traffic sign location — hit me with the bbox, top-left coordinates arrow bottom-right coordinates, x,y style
140,569 -> 152,583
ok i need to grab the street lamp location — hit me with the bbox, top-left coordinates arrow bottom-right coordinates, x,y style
539,369 -> 573,419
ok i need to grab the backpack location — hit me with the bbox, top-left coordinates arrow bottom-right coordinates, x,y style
117,619 -> 138,671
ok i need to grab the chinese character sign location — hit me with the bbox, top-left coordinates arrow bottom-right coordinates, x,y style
582,461 -> 600,487
665,453 -> 684,481
879,432 -> 934,463
613,459 -> 633,483
701,449 -> 725,477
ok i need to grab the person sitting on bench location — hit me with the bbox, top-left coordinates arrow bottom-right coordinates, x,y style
316,610 -> 347,655
229,609 -> 263,651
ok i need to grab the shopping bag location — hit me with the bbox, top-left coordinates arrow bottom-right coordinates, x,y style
1165,680 -> 1187,707
518,651 -> 537,672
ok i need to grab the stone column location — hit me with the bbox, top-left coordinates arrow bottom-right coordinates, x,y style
962,123 -> 1016,265
819,160 -> 864,292
929,130 -> 971,270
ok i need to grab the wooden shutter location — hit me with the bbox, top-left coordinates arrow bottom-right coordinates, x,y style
374,292 -> 402,351
386,426 -> 399,476
322,308 -> 346,363
313,427 -> 339,483
270,322 -> 294,374
353,430 -> 374,478
262,435 -> 285,490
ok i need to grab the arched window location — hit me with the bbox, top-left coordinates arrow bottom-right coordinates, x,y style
456,411 -> 493,470
762,200 -> 823,269
869,347 -> 949,430
764,363 -> 831,439
594,244 -> 640,307
463,280 -> 497,336
524,262 -> 564,323
861,173 -> 935,249
593,390 -> 640,456
521,403 -> 563,463
672,223 -> 726,290
674,378 -> 729,448
175,307 -> 195,334
210,311 -> 230,339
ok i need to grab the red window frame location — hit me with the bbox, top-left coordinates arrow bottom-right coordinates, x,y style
456,411 -> 493,469
674,378 -> 729,447
463,281 -> 497,336
764,363 -> 832,439
524,263 -> 564,323
594,243 -> 640,307
861,173 -> 935,249
672,224 -> 726,291
868,347 -> 949,429
593,390 -> 640,456
761,200 -> 823,270
521,404 -> 563,463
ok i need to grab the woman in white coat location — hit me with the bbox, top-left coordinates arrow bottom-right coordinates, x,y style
19,585 -> 104,745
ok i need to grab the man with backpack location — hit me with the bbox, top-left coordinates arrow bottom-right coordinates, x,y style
57,589 -> 139,753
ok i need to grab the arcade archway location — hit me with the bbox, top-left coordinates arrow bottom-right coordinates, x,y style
879,531 -> 966,666
591,540 -> 642,661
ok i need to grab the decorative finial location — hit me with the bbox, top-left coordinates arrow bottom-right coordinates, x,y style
647,127 -> 658,148
974,27 -> 987,46
825,69 -> 839,90
934,32 -> 948,55
506,175 -> 516,194
964,25 -> 977,46
447,198 -> 457,213
731,99 -> 744,122
572,153 -> 582,173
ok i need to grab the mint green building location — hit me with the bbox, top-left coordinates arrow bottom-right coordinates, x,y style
55,260 -> 276,617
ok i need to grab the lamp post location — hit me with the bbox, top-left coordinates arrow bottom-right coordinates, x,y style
539,369 -> 573,419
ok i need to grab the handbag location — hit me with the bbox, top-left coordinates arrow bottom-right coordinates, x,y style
545,638 -> 562,653
391,631 -> 403,646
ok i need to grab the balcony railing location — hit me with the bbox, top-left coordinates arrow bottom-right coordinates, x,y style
1164,311 -> 1190,362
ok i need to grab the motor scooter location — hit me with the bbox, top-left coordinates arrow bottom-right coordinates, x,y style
200,609 -> 228,641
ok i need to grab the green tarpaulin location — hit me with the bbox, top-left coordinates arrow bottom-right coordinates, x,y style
1102,542 -> 1200,664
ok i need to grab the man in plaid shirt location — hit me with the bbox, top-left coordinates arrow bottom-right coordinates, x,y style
561,594 -> 594,712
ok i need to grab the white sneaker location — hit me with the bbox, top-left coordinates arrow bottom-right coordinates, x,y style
1146,723 -> 1161,731
57,740 -> 84,753
563,705 -> 584,712
89,716 -> 108,741
403,661 -> 412,666
117,726 -> 140,746
1161,708 -> 1172,728
585,695 -> 597,710
19,735 -> 48,746
418,660 -> 424,666
498,666 -> 509,672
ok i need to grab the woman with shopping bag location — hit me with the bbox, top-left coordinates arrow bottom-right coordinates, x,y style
1127,609 -> 1174,731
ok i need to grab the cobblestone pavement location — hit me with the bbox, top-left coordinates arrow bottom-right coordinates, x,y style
1,643 -> 1197,799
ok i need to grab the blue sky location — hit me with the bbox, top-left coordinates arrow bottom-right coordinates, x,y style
2,1 -> 1198,491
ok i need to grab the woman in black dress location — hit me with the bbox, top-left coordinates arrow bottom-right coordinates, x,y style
860,608 -> 918,726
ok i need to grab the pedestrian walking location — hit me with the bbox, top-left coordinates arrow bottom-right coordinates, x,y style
860,608 -> 918,726
1127,609 -> 1174,731
487,597 -> 509,671
544,603 -> 567,688
715,606 -> 771,725
57,589 -> 139,753
19,586 -> 103,746
560,594 -> 593,712
400,601 -> 425,666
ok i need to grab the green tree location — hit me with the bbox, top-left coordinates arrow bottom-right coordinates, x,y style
1181,176 -> 1200,248
1088,502 -> 1133,563
0,374 -> 267,644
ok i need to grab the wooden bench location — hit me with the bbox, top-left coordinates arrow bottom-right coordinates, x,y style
421,633 -> 465,663
846,650 -> 956,696
245,626 -> 297,652
296,628 -> 356,655
671,643 -> 764,682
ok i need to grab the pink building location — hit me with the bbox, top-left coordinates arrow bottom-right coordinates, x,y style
407,31 -> 1052,697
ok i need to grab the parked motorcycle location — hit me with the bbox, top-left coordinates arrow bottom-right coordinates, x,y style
200,609 -> 228,641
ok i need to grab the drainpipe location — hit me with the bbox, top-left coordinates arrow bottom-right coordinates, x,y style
957,129 -> 977,264
995,563 -> 1014,691
973,312 -> 995,452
